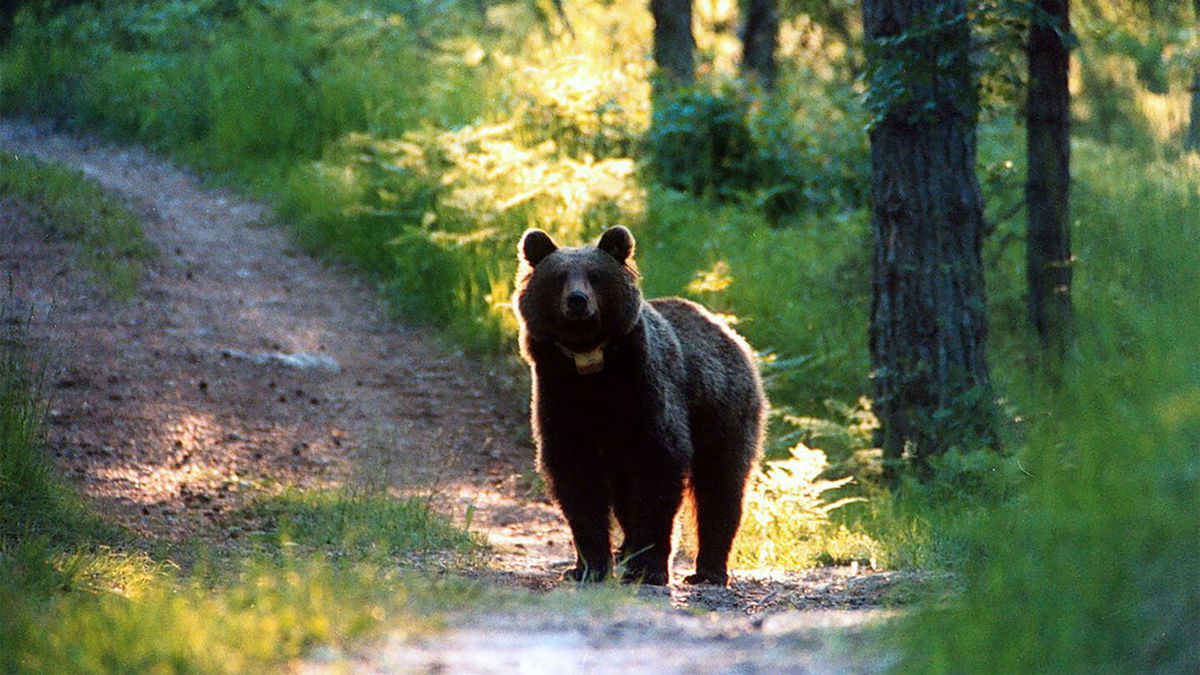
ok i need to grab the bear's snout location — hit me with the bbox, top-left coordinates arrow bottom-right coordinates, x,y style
561,271 -> 598,320
566,291 -> 589,312
563,289 -> 594,318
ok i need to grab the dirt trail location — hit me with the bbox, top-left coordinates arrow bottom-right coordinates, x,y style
1,119 -> 898,672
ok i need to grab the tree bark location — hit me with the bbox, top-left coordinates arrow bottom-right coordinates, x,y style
1026,0 -> 1073,371
650,0 -> 696,85
863,0 -> 996,481
1188,0 -> 1200,152
740,0 -> 779,89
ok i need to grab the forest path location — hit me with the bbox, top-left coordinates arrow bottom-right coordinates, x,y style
1,119 -> 896,672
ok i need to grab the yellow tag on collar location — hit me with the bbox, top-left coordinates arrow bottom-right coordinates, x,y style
572,347 -> 605,375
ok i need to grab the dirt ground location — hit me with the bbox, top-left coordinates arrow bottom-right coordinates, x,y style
1,119 -> 899,672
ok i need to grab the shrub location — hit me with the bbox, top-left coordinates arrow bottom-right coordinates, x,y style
645,77 -> 868,223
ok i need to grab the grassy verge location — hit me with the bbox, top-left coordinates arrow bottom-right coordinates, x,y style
0,153 -> 156,300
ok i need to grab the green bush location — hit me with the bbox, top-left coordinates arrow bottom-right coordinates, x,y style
646,80 -> 868,222
648,85 -> 762,200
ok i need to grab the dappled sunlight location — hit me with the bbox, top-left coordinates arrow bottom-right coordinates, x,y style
80,403 -> 329,516
91,457 -> 239,505
692,0 -> 741,76
1138,87 -> 1190,145
687,259 -> 734,294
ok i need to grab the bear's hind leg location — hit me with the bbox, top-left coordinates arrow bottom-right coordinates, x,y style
612,465 -> 684,586
686,441 -> 755,586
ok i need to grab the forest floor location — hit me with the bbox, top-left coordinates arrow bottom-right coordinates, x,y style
0,118 -> 901,673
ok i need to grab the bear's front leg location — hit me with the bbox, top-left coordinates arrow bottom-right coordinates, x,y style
558,495 -> 613,583
541,448 -> 614,583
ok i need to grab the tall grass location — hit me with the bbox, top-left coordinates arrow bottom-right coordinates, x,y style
0,302 -> 95,549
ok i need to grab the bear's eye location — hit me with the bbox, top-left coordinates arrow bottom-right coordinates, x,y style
586,272 -> 600,284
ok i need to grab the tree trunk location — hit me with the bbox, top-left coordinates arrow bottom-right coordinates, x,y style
650,0 -> 695,85
862,0 -> 996,482
1188,0 -> 1200,152
740,0 -> 779,89
1026,0 -> 1073,371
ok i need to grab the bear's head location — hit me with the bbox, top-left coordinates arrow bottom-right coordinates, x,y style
515,226 -> 642,372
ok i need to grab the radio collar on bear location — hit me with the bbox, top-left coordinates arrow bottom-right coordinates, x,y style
557,342 -> 607,374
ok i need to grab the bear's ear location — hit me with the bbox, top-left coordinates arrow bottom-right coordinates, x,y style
521,229 -> 558,267
598,226 -> 635,264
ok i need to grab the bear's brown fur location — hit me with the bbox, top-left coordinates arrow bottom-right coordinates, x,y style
514,226 -> 765,585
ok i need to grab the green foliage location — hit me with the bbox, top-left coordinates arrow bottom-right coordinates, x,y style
0,0 -> 486,174
648,85 -> 762,200
862,2 -> 978,128
3,555 -> 476,673
647,80 -> 867,221
899,146 -> 1200,673
0,154 -> 156,300
733,443 -> 879,569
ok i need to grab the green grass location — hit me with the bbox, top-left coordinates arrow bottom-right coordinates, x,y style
0,153 -> 156,300
243,487 -> 480,560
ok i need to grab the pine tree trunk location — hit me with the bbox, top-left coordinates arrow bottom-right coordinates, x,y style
740,0 -> 779,89
863,0 -> 996,481
650,0 -> 695,85
1026,0 -> 1073,370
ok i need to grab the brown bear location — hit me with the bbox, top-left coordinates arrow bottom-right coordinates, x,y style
514,225 -> 765,586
